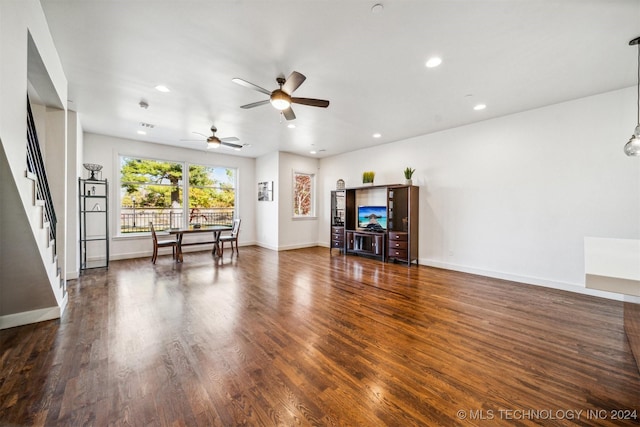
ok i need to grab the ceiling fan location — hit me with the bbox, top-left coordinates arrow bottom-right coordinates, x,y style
232,71 -> 329,121
181,126 -> 245,150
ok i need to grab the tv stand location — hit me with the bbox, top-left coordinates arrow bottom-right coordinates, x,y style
346,229 -> 385,260
330,183 -> 419,266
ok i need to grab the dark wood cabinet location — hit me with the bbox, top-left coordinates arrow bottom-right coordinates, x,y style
331,226 -> 345,251
346,231 -> 354,251
386,186 -> 419,265
337,184 -> 419,265
330,190 -> 346,254
346,230 -> 385,258
388,232 -> 408,259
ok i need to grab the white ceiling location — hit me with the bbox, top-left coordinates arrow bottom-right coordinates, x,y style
39,0 -> 640,159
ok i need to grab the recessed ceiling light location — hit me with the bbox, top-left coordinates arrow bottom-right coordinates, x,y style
288,124 -> 296,129
371,4 -> 384,13
310,150 -> 317,154
373,133 -> 382,138
155,85 -> 170,93
425,57 -> 442,68
473,104 -> 487,111
137,130 -> 146,135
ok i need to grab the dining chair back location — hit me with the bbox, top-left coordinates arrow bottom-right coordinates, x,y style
219,218 -> 241,256
150,222 -> 179,264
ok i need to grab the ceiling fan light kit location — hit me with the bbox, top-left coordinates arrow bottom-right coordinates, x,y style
181,126 -> 243,151
207,139 -> 221,149
624,36 -> 640,157
270,89 -> 291,110
233,71 -> 329,121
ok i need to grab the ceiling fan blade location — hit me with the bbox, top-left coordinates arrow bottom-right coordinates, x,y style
282,106 -> 296,121
291,97 -> 330,108
180,139 -> 205,142
220,136 -> 240,142
221,141 -> 244,150
232,78 -> 272,96
282,71 -> 306,94
193,131 -> 209,138
240,99 -> 271,109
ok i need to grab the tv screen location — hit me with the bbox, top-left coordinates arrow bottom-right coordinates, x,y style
358,205 -> 387,230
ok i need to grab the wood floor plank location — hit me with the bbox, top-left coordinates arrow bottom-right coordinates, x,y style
1,246 -> 639,426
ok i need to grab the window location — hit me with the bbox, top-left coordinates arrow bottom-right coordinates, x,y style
119,156 -> 236,234
293,171 -> 315,217
187,164 -> 236,226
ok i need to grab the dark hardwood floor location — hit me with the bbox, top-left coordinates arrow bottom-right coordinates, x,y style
1,246 -> 639,426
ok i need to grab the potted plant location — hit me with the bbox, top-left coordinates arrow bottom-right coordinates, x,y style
404,167 -> 415,185
362,171 -> 375,185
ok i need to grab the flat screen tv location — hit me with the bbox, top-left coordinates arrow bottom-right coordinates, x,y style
358,205 -> 387,230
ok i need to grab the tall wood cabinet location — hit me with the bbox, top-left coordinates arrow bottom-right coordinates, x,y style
333,184 -> 419,265
79,178 -> 109,270
330,190 -> 346,253
386,185 -> 419,265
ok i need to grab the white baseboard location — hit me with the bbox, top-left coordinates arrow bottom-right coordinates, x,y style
0,306 -> 61,330
255,242 -> 278,251
232,242 -> 317,251
276,242 -> 318,251
421,258 -> 625,301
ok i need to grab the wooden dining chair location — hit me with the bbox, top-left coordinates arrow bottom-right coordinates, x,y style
219,218 -> 241,256
150,221 -> 179,264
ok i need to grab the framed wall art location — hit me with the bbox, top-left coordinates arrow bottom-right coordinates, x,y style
258,181 -> 273,201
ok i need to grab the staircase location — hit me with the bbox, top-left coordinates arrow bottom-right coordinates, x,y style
0,98 -> 67,329
25,169 -> 66,305
25,98 -> 65,302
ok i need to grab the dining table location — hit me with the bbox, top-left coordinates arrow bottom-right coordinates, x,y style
168,224 -> 233,262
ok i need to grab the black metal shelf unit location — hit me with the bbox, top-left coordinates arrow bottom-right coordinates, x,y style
79,178 -> 109,270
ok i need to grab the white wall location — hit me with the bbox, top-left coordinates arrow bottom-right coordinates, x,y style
1,0 -> 66,176
319,88 -> 640,298
66,110 -> 82,278
278,152 -> 320,250
0,0 -> 69,323
255,152 -> 279,250
83,133 -> 256,260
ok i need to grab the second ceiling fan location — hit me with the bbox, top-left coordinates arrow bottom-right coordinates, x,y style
232,71 -> 329,121
181,126 -> 245,150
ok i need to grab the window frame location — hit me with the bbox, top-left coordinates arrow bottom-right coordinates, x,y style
116,154 -> 238,237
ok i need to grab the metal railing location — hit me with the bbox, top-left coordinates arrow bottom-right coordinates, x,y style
26,97 -> 57,252
120,207 -> 234,233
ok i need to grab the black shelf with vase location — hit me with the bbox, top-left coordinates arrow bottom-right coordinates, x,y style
79,177 -> 109,270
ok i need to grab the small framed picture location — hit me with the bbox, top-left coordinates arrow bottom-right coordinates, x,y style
258,181 -> 273,201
